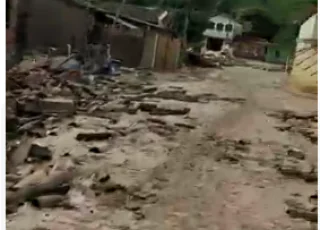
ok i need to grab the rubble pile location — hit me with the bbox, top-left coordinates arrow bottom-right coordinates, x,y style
186,46 -> 235,68
268,110 -> 318,144
5,59 -> 201,219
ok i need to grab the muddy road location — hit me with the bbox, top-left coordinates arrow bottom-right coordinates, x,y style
7,66 -> 317,230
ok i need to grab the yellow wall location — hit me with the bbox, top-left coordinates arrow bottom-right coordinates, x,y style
286,14 -> 317,96
287,46 -> 317,95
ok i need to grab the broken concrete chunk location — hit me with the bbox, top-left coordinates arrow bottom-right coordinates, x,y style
40,98 -> 75,115
127,102 -> 140,114
278,160 -> 317,182
9,137 -> 35,166
28,142 -> 53,160
287,147 -> 305,160
147,117 -> 167,125
174,122 -> 196,129
76,131 -> 115,141
31,195 -> 69,209
13,170 -> 48,190
151,103 -> 190,115
139,102 -> 158,112
89,143 -> 109,153
142,85 -> 158,93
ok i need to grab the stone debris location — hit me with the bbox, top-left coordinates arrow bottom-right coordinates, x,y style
76,131 -> 116,141
278,159 -> 317,183
28,142 -> 53,161
269,110 -> 318,144
285,198 -> 317,223
287,147 -> 305,160
31,195 -> 71,209
6,55 -> 317,230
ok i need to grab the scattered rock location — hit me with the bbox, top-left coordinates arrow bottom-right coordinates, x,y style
76,131 -> 115,141
139,102 -> 158,112
89,143 -> 109,153
287,147 -> 305,160
151,103 -> 190,115
174,122 -> 196,129
142,85 -> 158,93
286,206 -> 317,222
147,117 -> 168,125
31,195 -> 70,209
278,160 -> 317,182
92,181 -> 126,193
125,201 -> 141,211
8,137 -> 35,167
40,98 -> 76,115
127,101 -> 140,114
12,170 -> 48,190
28,142 -> 53,161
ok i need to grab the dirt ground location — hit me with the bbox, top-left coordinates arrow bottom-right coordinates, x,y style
7,66 -> 317,230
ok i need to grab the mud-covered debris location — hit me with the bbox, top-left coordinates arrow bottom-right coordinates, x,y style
97,173 -> 111,183
102,102 -> 128,112
7,171 -> 73,207
309,192 -> 317,205
284,197 -> 318,223
139,102 -> 158,112
92,180 -> 126,193
174,122 -> 196,129
32,227 -> 50,230
125,201 -> 141,211
41,98 -> 76,115
18,118 -> 44,133
286,204 -> 317,222
76,131 -> 115,141
18,97 -> 76,115
8,137 -> 35,167
28,142 -> 53,161
150,103 -> 190,115
6,174 -> 22,184
142,85 -> 158,93
12,169 -> 48,190
127,101 -> 140,114
269,110 -> 317,122
278,160 -> 317,182
287,147 -> 305,160
147,117 -> 168,125
89,143 -> 109,153
31,194 -> 70,209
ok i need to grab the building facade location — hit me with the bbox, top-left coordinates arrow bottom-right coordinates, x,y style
203,14 -> 243,51
287,14 -> 317,95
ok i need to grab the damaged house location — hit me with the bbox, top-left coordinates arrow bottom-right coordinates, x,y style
9,0 -> 181,71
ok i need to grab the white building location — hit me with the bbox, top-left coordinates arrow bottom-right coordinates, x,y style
203,14 -> 243,51
296,14 -> 317,50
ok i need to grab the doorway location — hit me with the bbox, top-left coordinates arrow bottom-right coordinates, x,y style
207,37 -> 224,51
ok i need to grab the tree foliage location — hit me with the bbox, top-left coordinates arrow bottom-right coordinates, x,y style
101,0 -> 317,42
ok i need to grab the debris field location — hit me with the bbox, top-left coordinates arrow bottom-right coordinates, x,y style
6,62 -> 317,230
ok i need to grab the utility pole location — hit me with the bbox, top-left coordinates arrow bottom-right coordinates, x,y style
182,0 -> 191,47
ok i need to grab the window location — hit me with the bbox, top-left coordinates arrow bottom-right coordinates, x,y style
275,50 -> 280,58
225,24 -> 233,32
216,23 -> 224,31
210,22 -> 215,30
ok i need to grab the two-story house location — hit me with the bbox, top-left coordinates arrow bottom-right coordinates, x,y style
203,14 -> 243,51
